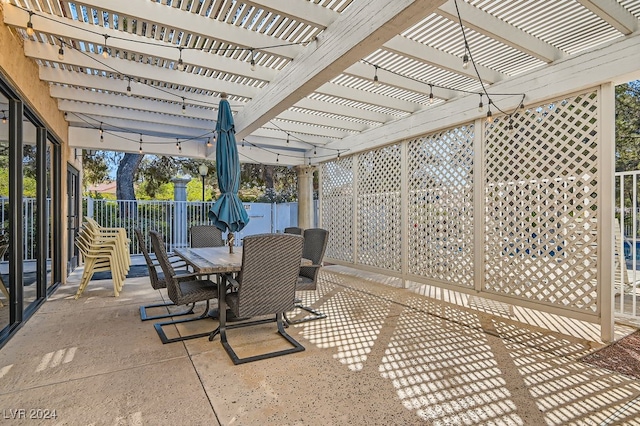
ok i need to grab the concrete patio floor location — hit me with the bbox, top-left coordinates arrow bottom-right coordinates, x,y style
1,261 -> 640,425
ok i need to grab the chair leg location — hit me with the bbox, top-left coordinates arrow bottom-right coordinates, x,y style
139,301 -> 195,321
154,300 -> 215,344
284,299 -> 327,325
212,303 -> 305,365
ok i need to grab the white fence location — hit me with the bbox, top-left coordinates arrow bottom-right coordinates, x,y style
615,170 -> 640,323
84,198 -> 302,254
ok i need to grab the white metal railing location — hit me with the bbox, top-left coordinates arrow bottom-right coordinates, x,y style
0,197 -> 52,261
83,198 -> 305,254
615,171 -> 640,323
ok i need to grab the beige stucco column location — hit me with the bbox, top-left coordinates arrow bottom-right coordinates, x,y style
295,165 -> 315,229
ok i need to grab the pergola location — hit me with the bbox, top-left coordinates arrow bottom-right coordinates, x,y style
2,0 -> 640,340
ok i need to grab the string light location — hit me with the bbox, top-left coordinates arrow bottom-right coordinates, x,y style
126,77 -> 132,96
462,44 -> 469,69
177,47 -> 185,71
176,139 -> 180,150
276,154 -> 279,163
478,94 -> 483,112
182,97 -> 186,114
26,11 -> 34,36
99,122 -> 104,142
429,85 -> 434,104
58,44 -> 64,60
250,49 -> 256,71
373,65 -> 380,87
286,133 -> 289,144
102,34 -> 109,59
139,134 -> 143,154
486,100 -> 493,123
178,142 -> 182,152
1,111 -> 7,124
207,138 -> 212,148
242,139 -> 245,148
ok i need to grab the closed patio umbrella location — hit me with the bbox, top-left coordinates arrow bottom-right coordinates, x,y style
209,93 -> 249,252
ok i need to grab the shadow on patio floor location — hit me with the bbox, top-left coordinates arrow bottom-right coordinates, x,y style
0,263 -> 639,425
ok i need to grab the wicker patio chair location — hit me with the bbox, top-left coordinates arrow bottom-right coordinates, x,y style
285,228 -> 329,325
135,229 -> 194,321
209,233 -> 305,364
284,227 -> 303,235
190,225 -> 225,248
149,230 -> 219,344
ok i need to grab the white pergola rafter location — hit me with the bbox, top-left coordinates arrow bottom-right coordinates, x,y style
234,0 -> 449,139
2,0 -> 637,163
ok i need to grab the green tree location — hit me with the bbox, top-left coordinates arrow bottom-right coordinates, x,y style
616,81 -> 640,172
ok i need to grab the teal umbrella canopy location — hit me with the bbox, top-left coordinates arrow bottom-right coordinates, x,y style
208,94 -> 249,233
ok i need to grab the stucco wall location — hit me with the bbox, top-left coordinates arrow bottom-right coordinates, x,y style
0,6 -> 68,143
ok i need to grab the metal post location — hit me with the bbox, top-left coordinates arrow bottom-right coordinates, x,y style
198,164 -> 208,224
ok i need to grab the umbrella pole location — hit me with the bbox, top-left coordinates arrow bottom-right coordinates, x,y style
228,232 -> 235,253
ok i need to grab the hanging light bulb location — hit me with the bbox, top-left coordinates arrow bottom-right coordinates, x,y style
178,143 -> 182,153
286,133 -> 289,144
429,85 -> 434,104
177,47 -> 185,71
58,45 -> 64,60
176,139 -> 180,149
314,147 -> 317,155
100,133 -> 104,142
181,98 -> 186,114
139,135 -> 143,154
242,139 -> 245,148
26,12 -> 35,36
462,53 -> 469,69
373,65 -> 380,87
478,94 -> 484,112
207,138 -> 212,148
1,111 -> 7,124
337,152 -> 340,158
250,49 -> 256,71
126,78 -> 132,96
486,104 -> 493,123
276,154 -> 279,163
102,35 -> 109,59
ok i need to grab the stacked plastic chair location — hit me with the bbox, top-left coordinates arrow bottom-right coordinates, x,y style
74,218 -> 131,299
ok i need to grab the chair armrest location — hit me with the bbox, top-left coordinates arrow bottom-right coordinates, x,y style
222,273 -> 240,291
175,272 -> 214,281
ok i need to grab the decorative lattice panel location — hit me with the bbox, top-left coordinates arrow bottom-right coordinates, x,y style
484,91 -> 600,312
407,125 -> 475,286
357,145 -> 402,271
322,157 -> 354,262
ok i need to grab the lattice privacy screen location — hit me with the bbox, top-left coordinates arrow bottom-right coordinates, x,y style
321,157 -> 354,262
407,126 -> 475,286
357,145 -> 402,271
484,91 -> 600,312
321,89 -> 601,314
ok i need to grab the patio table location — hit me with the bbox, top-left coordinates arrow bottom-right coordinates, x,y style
173,246 -> 311,320
173,246 -> 243,275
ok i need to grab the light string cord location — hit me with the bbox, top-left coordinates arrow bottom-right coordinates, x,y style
453,0 -> 525,116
